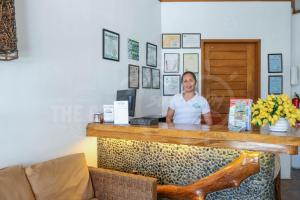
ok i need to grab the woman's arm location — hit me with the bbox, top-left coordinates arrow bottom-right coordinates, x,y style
166,108 -> 175,124
203,112 -> 213,125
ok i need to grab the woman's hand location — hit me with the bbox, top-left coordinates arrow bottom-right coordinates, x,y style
166,108 -> 175,123
203,112 -> 213,126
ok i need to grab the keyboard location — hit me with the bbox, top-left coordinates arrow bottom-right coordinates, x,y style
129,117 -> 159,126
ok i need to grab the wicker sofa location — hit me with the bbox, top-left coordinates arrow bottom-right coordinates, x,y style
0,153 -> 157,200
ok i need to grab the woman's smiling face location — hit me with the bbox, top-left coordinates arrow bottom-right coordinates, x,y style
182,73 -> 196,93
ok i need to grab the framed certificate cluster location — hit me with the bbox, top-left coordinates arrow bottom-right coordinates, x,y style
163,53 -> 199,75
162,33 -> 201,96
162,33 -> 201,49
145,42 -> 160,89
102,28 -> 159,91
268,53 -> 283,95
142,67 -> 160,89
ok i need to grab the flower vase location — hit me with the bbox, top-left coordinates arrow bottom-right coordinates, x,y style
269,117 -> 290,132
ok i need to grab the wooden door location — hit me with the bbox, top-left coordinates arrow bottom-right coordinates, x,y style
201,40 -> 260,125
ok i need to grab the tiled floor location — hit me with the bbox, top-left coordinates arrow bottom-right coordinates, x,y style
281,169 -> 300,200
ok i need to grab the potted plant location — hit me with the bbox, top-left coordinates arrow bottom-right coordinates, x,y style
251,94 -> 300,132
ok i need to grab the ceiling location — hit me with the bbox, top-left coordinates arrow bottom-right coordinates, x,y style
159,0 -> 291,2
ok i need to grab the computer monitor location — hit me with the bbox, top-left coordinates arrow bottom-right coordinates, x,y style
116,89 -> 136,117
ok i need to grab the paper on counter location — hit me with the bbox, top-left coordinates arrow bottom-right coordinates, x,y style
114,101 -> 129,125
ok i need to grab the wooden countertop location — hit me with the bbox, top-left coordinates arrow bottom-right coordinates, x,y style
87,123 -> 300,154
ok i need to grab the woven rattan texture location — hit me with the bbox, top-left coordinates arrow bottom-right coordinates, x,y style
90,167 -> 157,200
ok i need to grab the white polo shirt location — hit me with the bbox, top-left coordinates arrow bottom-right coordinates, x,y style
169,93 -> 210,124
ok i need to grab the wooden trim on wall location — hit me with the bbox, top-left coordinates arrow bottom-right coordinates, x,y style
160,0 -> 290,2
292,0 -> 300,14
201,39 -> 261,43
256,40 -> 261,99
201,39 -> 205,97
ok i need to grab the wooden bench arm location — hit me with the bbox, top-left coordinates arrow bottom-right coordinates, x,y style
157,151 -> 260,200
89,167 -> 157,200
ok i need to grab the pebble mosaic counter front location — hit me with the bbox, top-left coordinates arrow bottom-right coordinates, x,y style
97,138 -> 276,200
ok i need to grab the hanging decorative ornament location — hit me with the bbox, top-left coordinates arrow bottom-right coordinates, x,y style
0,0 -> 18,61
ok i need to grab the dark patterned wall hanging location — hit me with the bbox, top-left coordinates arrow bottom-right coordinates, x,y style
0,0 -> 18,61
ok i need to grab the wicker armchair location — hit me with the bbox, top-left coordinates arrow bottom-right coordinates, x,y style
0,153 -> 157,200
89,167 -> 157,200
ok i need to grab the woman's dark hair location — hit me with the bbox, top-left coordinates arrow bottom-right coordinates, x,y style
181,71 -> 197,83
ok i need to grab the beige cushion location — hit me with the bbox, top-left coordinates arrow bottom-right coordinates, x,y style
25,153 -> 94,200
0,166 -> 35,200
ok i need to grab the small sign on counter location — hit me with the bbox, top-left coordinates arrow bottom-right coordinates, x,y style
228,99 -> 252,132
103,105 -> 114,123
114,101 -> 129,125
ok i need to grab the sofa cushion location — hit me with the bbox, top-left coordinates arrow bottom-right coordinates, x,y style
25,153 -> 94,200
0,166 -> 35,200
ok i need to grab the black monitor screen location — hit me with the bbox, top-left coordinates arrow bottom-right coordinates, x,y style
116,89 -> 136,117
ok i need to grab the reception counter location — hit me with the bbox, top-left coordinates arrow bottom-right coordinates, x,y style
87,123 -> 300,200
87,123 -> 300,154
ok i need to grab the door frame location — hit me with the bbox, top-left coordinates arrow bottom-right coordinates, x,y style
201,39 -> 261,101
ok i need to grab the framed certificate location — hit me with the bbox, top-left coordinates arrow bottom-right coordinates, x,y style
146,42 -> 157,67
182,33 -> 201,49
268,54 -> 282,73
183,53 -> 199,73
103,29 -> 119,61
128,65 -> 139,89
163,75 -> 181,96
164,53 -> 180,73
152,69 -> 160,89
162,34 -> 181,49
142,67 -> 152,88
128,39 -> 139,61
268,75 -> 283,95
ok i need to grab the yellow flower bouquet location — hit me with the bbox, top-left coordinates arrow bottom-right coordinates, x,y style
252,94 -> 300,127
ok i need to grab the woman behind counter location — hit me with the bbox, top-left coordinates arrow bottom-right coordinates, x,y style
166,71 -> 213,125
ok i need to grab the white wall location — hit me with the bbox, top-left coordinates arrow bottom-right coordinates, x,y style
291,14 -> 300,169
0,0 -> 161,168
161,2 -> 292,178
161,2 -> 292,115
292,14 -> 300,94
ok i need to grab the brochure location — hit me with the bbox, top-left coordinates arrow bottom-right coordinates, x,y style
228,99 -> 252,131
